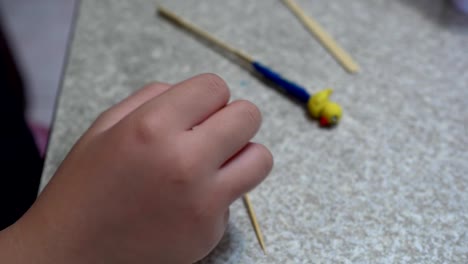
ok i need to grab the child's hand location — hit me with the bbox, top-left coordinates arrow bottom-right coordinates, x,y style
9,74 -> 273,263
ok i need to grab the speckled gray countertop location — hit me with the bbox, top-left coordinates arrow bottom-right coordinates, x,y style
40,0 -> 468,263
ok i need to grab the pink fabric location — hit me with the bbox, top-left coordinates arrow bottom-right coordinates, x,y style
28,122 -> 49,157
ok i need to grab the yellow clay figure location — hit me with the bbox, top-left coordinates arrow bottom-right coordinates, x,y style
307,89 -> 342,126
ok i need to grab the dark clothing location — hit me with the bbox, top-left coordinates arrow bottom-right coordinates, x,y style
0,22 -> 43,230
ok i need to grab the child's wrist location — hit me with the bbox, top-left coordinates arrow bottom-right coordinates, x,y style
0,208 -> 84,264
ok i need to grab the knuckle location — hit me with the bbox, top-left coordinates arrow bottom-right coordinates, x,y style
131,114 -> 160,144
94,108 -> 111,124
170,147 -> 202,183
236,100 -> 262,125
178,156 -> 199,176
142,82 -> 170,92
201,73 -> 230,102
189,199 -> 209,221
89,110 -> 113,134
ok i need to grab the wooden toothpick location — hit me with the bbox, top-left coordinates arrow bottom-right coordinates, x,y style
243,194 -> 266,253
282,0 -> 360,74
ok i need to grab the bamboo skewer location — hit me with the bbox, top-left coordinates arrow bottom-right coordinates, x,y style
282,0 -> 360,74
158,6 -> 253,64
158,6 -> 321,108
243,194 -> 266,253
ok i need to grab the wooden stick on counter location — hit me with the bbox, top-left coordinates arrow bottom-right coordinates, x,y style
282,0 -> 360,74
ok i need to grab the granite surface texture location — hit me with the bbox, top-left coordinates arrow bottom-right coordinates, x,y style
40,0 -> 468,263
